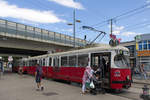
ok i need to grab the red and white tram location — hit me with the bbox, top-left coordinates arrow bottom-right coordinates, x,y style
13,44 -> 131,90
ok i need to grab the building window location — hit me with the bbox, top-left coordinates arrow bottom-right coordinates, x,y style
138,41 -> 142,51
148,40 -> 150,50
143,40 -> 147,50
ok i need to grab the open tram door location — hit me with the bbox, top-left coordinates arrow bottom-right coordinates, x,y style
91,52 -> 111,89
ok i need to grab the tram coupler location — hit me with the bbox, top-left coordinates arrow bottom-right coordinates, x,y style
140,85 -> 150,100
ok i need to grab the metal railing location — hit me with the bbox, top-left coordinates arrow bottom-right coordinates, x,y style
0,19 -> 86,47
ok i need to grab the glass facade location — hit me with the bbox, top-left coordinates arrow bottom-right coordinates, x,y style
148,40 -> 150,50
143,40 -> 147,50
138,41 -> 142,51
126,45 -> 135,56
138,40 -> 150,51
137,37 -> 150,72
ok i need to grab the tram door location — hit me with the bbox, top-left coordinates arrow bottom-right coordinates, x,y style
53,57 -> 60,78
91,52 -> 111,88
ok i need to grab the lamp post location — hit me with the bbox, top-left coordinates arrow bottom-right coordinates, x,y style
67,0 -> 81,48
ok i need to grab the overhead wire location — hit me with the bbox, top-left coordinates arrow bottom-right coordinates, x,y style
121,22 -> 150,33
90,3 -> 150,27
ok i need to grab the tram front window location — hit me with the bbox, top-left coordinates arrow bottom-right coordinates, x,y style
114,55 -> 129,68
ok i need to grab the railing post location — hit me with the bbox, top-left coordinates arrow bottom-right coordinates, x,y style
16,23 -> 18,36
60,34 -> 61,42
54,32 -> 56,41
65,35 -> 66,44
5,20 -> 7,35
48,31 -> 50,42
41,29 -> 43,40
25,25 -> 27,38
33,27 -> 35,38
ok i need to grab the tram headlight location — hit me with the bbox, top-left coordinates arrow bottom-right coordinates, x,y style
127,75 -> 130,80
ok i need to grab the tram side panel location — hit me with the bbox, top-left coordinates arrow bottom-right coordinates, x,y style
69,67 -> 85,83
47,66 -> 53,78
42,66 -> 48,78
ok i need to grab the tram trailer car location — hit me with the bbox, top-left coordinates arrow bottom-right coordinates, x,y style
14,44 -> 131,90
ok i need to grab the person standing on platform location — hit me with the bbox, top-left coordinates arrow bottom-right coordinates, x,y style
140,64 -> 147,80
35,63 -> 44,91
131,63 -> 134,82
0,58 -> 4,79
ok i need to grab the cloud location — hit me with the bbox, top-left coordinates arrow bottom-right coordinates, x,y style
108,25 -> 141,37
146,0 -> 150,8
146,0 -> 150,3
108,25 -> 124,35
121,31 -> 142,37
54,27 -> 73,33
147,25 -> 150,28
0,0 -> 65,23
19,19 -> 39,27
121,32 -> 136,36
49,0 -> 84,10
61,28 -> 73,32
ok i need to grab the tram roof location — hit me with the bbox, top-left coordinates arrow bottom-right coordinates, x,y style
25,44 -> 129,60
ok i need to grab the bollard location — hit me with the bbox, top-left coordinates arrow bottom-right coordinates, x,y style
140,85 -> 150,100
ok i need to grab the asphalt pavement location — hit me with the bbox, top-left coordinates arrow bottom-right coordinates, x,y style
0,73 -> 134,100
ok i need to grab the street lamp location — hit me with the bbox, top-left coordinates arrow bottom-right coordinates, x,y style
67,19 -> 81,48
67,0 -> 81,48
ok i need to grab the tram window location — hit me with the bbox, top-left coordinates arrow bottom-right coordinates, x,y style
53,57 -> 59,67
114,55 -> 129,68
26,61 -> 28,66
30,60 -> 33,66
91,56 -> 99,67
29,61 -> 31,66
33,60 -> 36,66
49,57 -> 52,66
78,54 -> 88,67
61,56 -> 68,67
69,56 -> 77,67
22,62 -> 24,66
39,60 -> 42,66
43,59 -> 45,66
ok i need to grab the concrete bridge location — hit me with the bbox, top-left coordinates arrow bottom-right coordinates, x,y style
0,19 -> 86,57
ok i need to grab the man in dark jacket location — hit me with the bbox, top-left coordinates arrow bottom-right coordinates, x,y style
35,63 -> 44,91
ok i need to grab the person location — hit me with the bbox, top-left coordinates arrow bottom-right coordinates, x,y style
18,67 -> 23,75
0,59 -> 4,79
35,63 -> 44,91
140,64 -> 147,80
81,66 -> 93,94
131,64 -> 134,82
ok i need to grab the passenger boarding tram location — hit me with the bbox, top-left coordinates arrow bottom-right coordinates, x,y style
13,44 -> 131,90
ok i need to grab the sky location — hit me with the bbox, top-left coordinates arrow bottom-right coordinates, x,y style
0,0 -> 150,44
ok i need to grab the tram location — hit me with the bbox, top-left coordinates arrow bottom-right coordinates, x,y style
13,44 -> 131,90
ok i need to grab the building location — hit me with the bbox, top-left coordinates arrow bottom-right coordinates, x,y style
135,33 -> 150,71
121,33 -> 150,71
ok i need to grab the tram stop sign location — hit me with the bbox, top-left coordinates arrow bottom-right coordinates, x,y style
8,56 -> 13,62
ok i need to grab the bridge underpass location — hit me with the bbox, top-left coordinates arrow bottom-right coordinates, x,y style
0,47 -> 47,57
